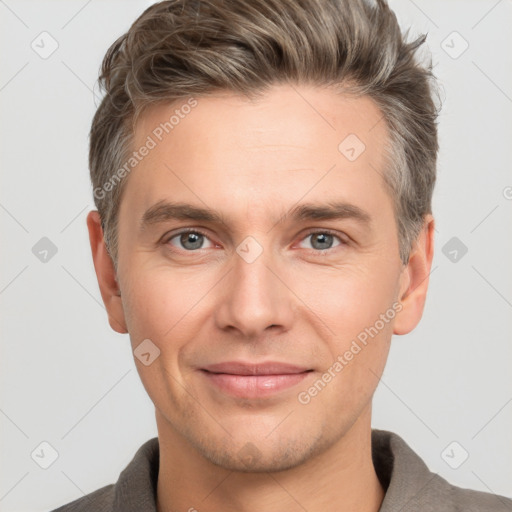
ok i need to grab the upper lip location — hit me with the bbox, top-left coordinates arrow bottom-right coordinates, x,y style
201,361 -> 312,376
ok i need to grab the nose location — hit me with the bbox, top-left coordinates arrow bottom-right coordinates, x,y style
214,241 -> 294,339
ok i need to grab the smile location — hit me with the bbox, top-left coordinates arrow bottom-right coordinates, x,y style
199,361 -> 314,399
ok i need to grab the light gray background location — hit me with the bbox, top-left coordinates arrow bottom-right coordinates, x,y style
1,1 -> 511,511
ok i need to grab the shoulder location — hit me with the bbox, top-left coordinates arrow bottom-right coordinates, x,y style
401,471 -> 512,512
372,429 -> 512,512
49,484 -> 114,512
403,473 -> 512,512
442,482 -> 512,512
49,437 -> 159,512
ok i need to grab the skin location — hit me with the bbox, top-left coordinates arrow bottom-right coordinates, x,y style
87,84 -> 434,512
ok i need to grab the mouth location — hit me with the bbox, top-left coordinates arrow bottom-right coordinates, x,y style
199,361 -> 314,398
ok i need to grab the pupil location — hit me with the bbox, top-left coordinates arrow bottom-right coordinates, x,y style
181,232 -> 203,250
313,233 -> 332,250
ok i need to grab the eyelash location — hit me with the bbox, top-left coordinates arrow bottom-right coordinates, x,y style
162,228 -> 348,254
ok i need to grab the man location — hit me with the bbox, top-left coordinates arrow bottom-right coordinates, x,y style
53,0 -> 511,510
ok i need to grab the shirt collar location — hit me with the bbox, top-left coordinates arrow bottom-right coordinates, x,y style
371,428 -> 438,512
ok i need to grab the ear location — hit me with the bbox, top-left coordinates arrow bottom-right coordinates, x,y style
393,214 -> 435,335
86,210 -> 128,334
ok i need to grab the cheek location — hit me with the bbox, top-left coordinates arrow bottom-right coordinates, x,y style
302,263 -> 400,341
121,269 -> 210,403
122,266 -> 213,351
296,262 -> 398,399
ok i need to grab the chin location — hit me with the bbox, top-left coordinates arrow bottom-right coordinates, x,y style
190,428 -> 328,473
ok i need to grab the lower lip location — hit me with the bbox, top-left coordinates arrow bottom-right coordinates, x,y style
200,370 -> 312,398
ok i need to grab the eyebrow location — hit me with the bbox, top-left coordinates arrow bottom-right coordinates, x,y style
139,199 -> 372,232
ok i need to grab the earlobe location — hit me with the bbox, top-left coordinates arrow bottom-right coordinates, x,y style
86,210 -> 128,334
393,215 -> 435,335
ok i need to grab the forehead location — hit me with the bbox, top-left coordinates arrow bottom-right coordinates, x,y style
134,85 -> 387,159
121,85 -> 391,227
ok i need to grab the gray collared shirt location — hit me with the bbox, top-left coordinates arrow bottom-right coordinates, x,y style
51,429 -> 512,511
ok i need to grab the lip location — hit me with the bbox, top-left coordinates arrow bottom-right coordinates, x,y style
202,361 -> 311,375
199,361 -> 313,398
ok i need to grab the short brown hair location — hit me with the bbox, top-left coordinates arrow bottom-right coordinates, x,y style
90,0 -> 440,268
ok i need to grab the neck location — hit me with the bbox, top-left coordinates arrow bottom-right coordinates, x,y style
155,406 -> 385,512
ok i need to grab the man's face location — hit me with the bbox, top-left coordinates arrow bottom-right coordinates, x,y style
108,85 -> 415,471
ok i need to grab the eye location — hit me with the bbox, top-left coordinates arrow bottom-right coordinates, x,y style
298,230 -> 346,252
164,229 -> 215,251
162,228 -> 347,254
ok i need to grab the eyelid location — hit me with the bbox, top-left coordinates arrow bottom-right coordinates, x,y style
162,227 -> 210,240
300,227 -> 349,243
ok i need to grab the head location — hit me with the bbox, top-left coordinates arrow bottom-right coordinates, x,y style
88,0 -> 439,472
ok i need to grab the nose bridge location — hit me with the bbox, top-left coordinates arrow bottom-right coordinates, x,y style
214,234 -> 292,336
